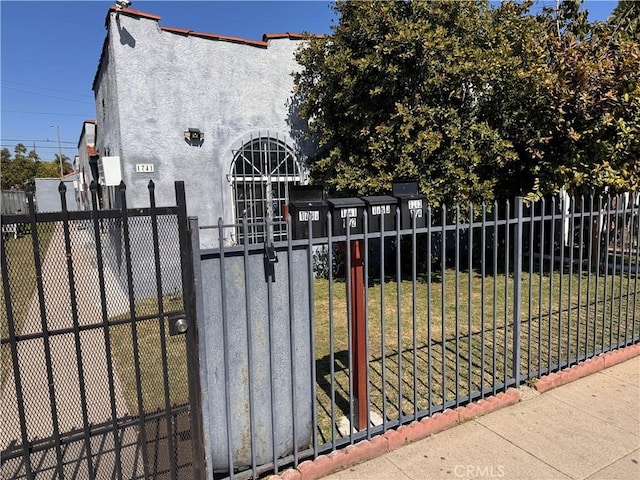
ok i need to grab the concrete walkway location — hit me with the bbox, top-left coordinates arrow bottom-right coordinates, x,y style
324,356 -> 640,480
1,225 -> 141,478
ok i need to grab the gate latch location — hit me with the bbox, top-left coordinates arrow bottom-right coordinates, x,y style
169,315 -> 189,336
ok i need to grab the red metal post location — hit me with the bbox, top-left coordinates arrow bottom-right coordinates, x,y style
349,240 -> 368,430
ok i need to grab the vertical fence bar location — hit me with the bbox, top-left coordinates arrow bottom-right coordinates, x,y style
148,181 -> 177,480
380,212 -> 387,432
632,195 -> 640,342
538,198 -> 545,375
245,217 -> 259,476
595,195 -> 603,353
25,187 -> 65,479
480,203 -> 486,395
411,212 -> 418,421
527,198 -> 535,377
395,209 -> 403,420
492,202 -> 498,395
610,195 -> 620,349
1,222 -> 34,479
176,182 -> 206,480
216,218 -> 235,479
512,197 -> 523,387
603,195 -> 613,350
426,206 -> 433,415
567,196 -> 575,367
623,197 -> 633,346
576,196 -> 585,362
59,183 -> 95,479
441,204 -> 448,404
548,197 -> 556,371
626,195 -> 638,345
454,205 -> 460,406
364,213 -> 372,440
467,204 -> 474,399
345,219 -> 354,442
307,216 -> 318,458
328,214 -> 337,448
585,194 -> 594,357
503,200 -> 510,390
119,182 -> 150,479
89,182 -> 123,480
558,194 -> 566,368
617,198 -> 626,348
265,217 -> 279,473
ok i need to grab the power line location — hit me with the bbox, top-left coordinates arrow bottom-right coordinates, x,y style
2,110 -> 94,117
2,85 -> 94,105
0,80 -> 94,100
2,138 -> 76,145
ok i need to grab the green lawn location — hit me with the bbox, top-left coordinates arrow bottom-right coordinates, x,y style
313,267 -> 639,443
102,265 -> 639,447
108,294 -> 189,415
1,224 -> 54,387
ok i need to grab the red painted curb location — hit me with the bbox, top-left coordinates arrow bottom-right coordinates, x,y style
270,388 -> 522,480
535,343 -> 640,393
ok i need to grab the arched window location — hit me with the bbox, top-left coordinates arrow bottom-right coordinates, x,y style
230,135 -> 304,243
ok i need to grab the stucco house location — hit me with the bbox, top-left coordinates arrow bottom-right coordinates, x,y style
82,5 -> 315,247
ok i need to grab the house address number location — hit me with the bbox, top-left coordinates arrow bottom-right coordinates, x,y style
135,163 -> 155,173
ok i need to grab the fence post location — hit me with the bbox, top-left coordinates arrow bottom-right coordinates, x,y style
512,197 -> 524,387
175,181 -> 208,479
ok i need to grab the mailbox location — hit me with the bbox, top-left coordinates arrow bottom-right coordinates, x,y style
327,197 -> 365,235
361,195 -> 398,232
392,180 -> 427,229
288,185 -> 327,239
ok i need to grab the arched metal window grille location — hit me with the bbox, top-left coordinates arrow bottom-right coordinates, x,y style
230,135 -> 304,244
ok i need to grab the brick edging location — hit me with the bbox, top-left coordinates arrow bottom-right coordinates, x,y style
534,342 -> 640,393
271,388 -> 520,480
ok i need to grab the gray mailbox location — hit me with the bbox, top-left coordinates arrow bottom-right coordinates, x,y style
327,197 -> 365,235
288,185 -> 327,239
361,195 -> 398,232
392,180 -> 427,229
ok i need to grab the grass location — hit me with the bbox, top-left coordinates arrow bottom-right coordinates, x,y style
108,294 -> 190,415
103,261 -> 639,448
1,224 -> 55,387
312,266 -> 640,444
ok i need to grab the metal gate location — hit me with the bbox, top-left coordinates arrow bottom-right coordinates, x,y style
1,181 -> 205,479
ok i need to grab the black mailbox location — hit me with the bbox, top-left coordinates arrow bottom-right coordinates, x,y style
288,185 -> 328,239
327,197 -> 365,235
392,180 -> 427,229
362,195 -> 398,232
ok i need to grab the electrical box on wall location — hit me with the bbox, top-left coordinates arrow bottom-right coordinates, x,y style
99,156 -> 122,186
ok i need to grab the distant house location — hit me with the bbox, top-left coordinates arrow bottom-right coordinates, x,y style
80,6 -> 316,247
76,119 -> 98,211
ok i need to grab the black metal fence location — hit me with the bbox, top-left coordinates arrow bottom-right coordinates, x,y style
196,191 -> 639,479
3,186 -> 638,480
1,181 -> 205,479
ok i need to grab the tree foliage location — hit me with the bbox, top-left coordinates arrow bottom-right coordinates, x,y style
1,144 -> 73,189
292,0 -> 640,206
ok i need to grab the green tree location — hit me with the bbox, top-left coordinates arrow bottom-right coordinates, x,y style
293,0 -> 639,204
1,144 -> 74,189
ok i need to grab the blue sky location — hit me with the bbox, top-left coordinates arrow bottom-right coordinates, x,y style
0,0 -> 619,163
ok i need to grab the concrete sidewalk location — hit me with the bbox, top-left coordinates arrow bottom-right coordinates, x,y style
324,356 -> 640,480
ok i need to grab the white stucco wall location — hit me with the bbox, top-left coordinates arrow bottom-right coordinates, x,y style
93,10 -> 311,244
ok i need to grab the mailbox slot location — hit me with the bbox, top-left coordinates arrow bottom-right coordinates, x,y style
288,185 -> 327,239
392,180 -> 427,229
362,195 -> 398,232
327,198 -> 365,235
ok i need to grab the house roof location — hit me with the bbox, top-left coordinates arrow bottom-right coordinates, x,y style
93,6 -> 315,91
